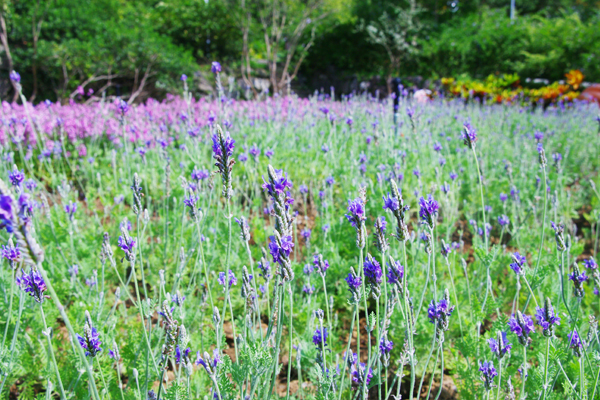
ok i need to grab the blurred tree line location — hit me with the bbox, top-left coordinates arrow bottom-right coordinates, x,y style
0,0 -> 598,102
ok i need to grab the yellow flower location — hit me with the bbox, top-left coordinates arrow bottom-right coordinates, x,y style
565,70 -> 584,90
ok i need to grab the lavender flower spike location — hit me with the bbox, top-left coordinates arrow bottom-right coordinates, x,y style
16,267 -> 48,303
462,121 -> 477,149
479,361 -> 498,391
568,262 -> 588,298
212,124 -> 235,199
508,311 -> 534,347
488,331 -> 512,360
345,186 -> 367,249
419,194 -> 439,229
535,297 -> 560,337
76,311 -> 102,357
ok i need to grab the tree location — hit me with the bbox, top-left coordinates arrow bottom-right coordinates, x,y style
362,0 -> 423,94
240,0 -> 328,97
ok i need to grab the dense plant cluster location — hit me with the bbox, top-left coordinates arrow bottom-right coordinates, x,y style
0,69 -> 600,400
439,70 -> 585,106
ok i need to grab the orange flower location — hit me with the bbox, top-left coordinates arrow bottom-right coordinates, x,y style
565,70 -> 584,90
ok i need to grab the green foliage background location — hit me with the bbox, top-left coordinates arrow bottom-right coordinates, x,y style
2,0 -> 600,102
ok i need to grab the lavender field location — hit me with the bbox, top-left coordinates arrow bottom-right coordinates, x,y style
1,71 -> 600,400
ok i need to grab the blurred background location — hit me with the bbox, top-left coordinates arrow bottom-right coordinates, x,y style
0,0 -> 598,103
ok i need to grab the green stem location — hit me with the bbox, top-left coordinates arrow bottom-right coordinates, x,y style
36,263 -> 101,400
472,147 -> 488,250
40,305 -> 67,399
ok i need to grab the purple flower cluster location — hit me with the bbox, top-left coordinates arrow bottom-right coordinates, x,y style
535,297 -> 560,337
364,253 -> 382,298
76,312 -> 102,357
488,331 -> 512,360
312,327 -> 328,347
16,268 -> 47,303
479,361 -> 498,391
508,311 -> 534,347
387,259 -> 404,287
509,252 -> 526,275
462,122 -> 477,149
212,126 -> 235,199
218,269 -> 238,289
419,194 -> 439,229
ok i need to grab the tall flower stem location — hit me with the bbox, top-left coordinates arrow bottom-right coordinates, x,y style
338,304 -> 357,400
495,358 -> 503,400
471,147 -> 488,250
444,258 -> 463,334
36,263 -> 101,400
321,274 -> 332,334
226,199 -> 232,268
40,305 -> 67,399
1,269 -> 15,349
0,290 -> 24,396
541,337 -> 551,400
520,346 -> 527,400
286,283 -> 294,400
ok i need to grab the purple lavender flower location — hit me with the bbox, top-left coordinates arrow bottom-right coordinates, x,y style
313,253 -> 329,276
117,235 -> 136,261
419,194 -> 439,229
383,194 -> 400,212
387,259 -> 404,286
350,354 -> 373,386
8,169 -> 24,187
509,252 -> 526,275
535,297 -> 560,337
583,258 -> 597,271
413,168 -> 421,178
449,171 -> 458,181
440,240 -> 451,258
249,144 -> 261,161
175,345 -> 191,365
191,167 -> 210,182
488,331 -> 512,360
534,131 -> 544,142
195,349 -> 221,373
550,221 -> 566,251
462,122 -> 477,149
64,201 -> 77,220
321,145 -> 329,153
312,327 -> 328,347
302,284 -> 315,295
262,169 -> 292,198
218,269 -> 237,289
212,126 -> 235,199
568,263 -> 588,297
325,176 -> 335,186
427,290 -> 454,339
508,311 -> 534,347
345,269 -> 362,298
238,153 -> 248,163
9,70 -> 21,83
345,197 -> 366,229
2,242 -> 20,263
364,253 -> 382,297
211,61 -> 222,74
479,361 -> 498,391
433,142 -> 442,152
268,235 -> 294,264
180,74 -> 187,81
406,107 -> 414,118
498,215 -> 510,227
16,268 -> 47,303
568,329 -> 584,357
379,337 -> 393,354
76,311 -> 102,357
265,148 -> 274,158
499,193 -> 508,202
